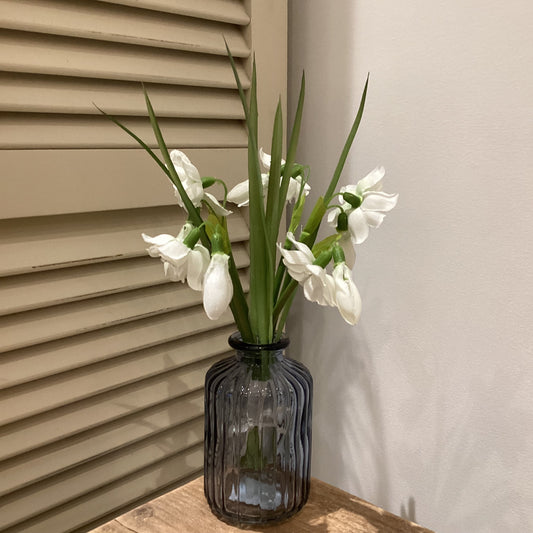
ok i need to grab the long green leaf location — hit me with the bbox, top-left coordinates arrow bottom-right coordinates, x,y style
275,72 -> 305,230
324,74 -> 369,202
95,105 -> 171,180
142,86 -> 204,231
265,100 -> 283,246
224,39 -> 249,122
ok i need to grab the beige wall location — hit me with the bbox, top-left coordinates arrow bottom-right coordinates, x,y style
288,1 -> 533,532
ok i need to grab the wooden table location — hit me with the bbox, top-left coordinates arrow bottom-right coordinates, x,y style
91,476 -> 434,533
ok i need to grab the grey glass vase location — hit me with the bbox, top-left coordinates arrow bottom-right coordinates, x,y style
204,332 -> 313,526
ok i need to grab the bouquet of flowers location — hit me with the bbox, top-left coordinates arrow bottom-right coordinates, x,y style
100,46 -> 397,344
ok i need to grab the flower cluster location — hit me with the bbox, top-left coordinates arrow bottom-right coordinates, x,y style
143,149 -> 397,328
103,57 -> 396,343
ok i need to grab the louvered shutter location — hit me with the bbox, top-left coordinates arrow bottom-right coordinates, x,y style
0,1 -> 287,532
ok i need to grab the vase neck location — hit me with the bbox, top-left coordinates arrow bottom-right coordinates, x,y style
229,332 -> 289,364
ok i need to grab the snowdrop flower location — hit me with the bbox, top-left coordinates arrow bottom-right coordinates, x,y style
227,149 -> 310,207
260,148 -> 311,203
328,167 -> 398,245
227,174 -> 269,207
142,223 -> 209,291
278,232 -> 334,306
203,253 -> 233,320
332,262 -> 362,325
170,150 -> 231,217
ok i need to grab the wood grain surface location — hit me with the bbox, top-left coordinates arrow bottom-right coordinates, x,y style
90,476 -> 434,533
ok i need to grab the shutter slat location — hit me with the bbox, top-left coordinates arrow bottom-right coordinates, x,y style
0,349 -> 226,461
0,308 -> 233,390
0,207 -> 249,277
97,0 -> 250,25
0,271 -> 248,353
0,0 -> 249,57
0,441 -> 204,531
0,29 -> 249,87
0,390 -> 204,497
0,114 -> 246,150
0,329 -> 232,424
0,245 -> 249,316
0,148 -> 249,220
0,73 -> 244,118
6,447 -> 203,533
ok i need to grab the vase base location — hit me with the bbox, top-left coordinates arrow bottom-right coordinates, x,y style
207,497 -> 308,528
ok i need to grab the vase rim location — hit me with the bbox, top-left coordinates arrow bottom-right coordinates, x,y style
228,332 -> 290,352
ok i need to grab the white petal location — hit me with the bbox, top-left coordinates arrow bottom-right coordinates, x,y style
339,232 -> 356,269
305,265 -> 336,306
203,254 -> 233,320
355,167 -> 385,195
285,232 -> 315,263
285,176 -> 309,203
170,150 -> 201,182
347,209 -> 370,244
327,208 -> 341,228
186,244 -> 209,291
164,259 -> 187,282
203,192 -> 233,216
333,263 -> 362,325
142,233 -> 174,256
158,239 -> 190,264
177,223 -> 194,240
227,180 -> 250,206
259,148 -> 271,170
363,210 -> 386,228
362,191 -> 398,212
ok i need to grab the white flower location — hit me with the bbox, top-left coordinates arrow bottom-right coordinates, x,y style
277,232 -> 334,306
260,148 -> 311,203
142,224 -> 209,291
203,253 -> 233,320
327,167 -> 398,244
170,150 -> 232,216
227,149 -> 310,206
332,262 -> 362,325
227,174 -> 269,207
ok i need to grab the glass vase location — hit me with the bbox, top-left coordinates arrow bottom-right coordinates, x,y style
204,332 -> 313,526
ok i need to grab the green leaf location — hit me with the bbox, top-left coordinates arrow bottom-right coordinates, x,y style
95,105 -> 171,181
265,100 -> 283,246
224,39 -> 249,122
276,72 -> 305,229
324,75 -> 369,202
142,86 -> 203,230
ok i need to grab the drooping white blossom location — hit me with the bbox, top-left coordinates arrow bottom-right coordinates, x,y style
332,262 -> 362,325
227,149 -> 310,206
227,174 -> 270,207
277,232 -> 334,306
203,253 -> 233,320
142,224 -> 209,291
170,150 -> 232,216
328,167 -> 398,244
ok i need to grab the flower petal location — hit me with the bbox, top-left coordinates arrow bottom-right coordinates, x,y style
327,208 -> 342,228
339,232 -> 356,269
170,150 -> 201,182
227,180 -> 250,206
355,167 -> 385,195
333,263 -> 362,325
347,209 -> 370,244
186,244 -> 209,291
142,233 -> 174,256
203,253 -> 233,320
203,192 -> 232,216
364,210 -> 386,228
362,191 -> 398,212
158,239 -> 190,264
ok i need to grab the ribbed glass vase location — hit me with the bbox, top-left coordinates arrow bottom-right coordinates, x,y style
204,332 -> 313,526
